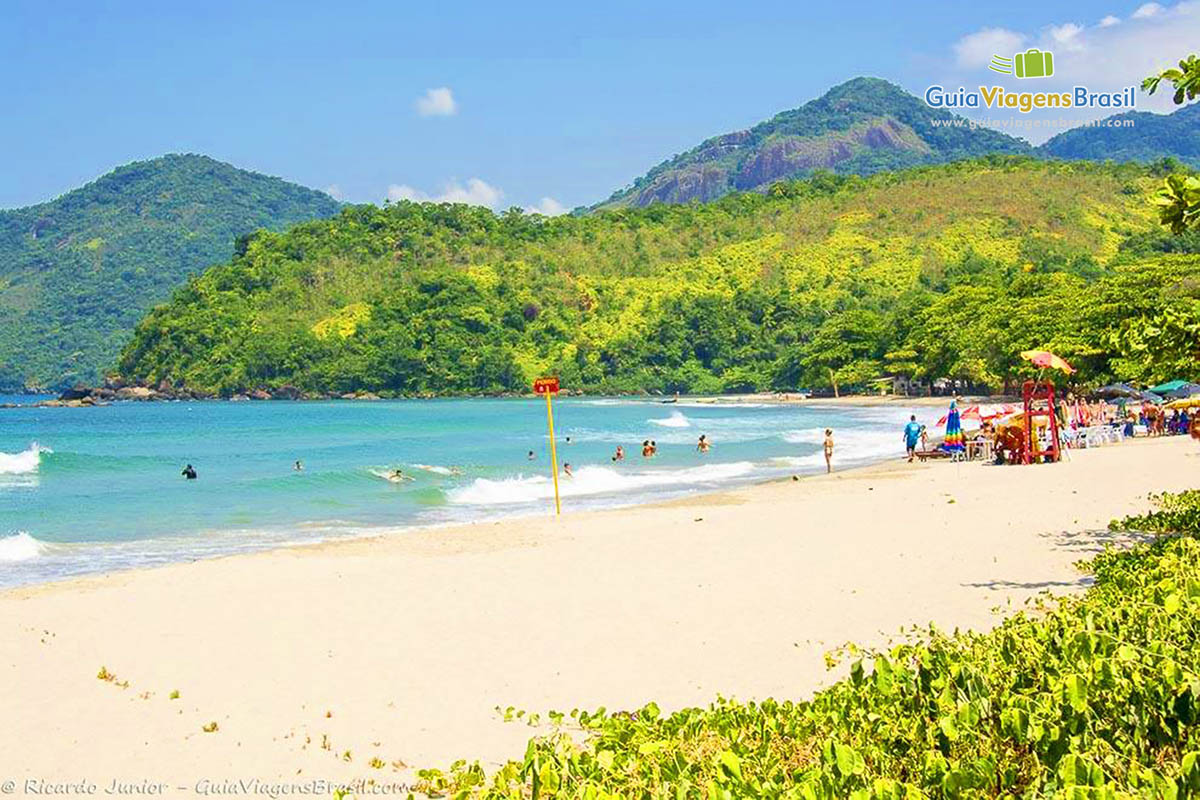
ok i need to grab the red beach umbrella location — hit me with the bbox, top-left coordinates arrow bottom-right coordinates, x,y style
1020,350 -> 1075,374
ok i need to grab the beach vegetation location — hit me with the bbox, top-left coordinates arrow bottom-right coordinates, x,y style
415,490 -> 1200,798
116,159 -> 1200,396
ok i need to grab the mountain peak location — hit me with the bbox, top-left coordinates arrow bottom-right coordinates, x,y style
596,79 -> 1030,209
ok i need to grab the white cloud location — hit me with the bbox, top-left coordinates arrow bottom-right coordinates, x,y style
386,178 -> 504,208
939,2 -> 1200,142
524,197 -> 568,216
323,184 -> 345,201
953,27 -> 1026,68
1047,22 -> 1085,51
415,87 -> 457,117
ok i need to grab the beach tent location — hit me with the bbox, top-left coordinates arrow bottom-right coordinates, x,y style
1163,382 -> 1200,399
1095,383 -> 1144,399
1148,379 -> 1192,395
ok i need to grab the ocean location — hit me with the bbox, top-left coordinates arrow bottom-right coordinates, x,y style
0,395 -> 929,587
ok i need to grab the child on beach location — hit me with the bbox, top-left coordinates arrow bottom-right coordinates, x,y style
823,429 -> 834,473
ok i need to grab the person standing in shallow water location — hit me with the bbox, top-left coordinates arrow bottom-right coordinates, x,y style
823,429 -> 834,473
181,464 -> 197,480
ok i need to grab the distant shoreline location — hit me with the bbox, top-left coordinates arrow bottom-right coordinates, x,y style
3,388 -> 1009,409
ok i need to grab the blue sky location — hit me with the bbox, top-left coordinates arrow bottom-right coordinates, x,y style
1,0 -> 1195,211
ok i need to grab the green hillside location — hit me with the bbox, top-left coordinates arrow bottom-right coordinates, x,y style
116,158 -> 1200,397
0,154 -> 340,390
1041,103 -> 1200,166
596,77 -> 1033,209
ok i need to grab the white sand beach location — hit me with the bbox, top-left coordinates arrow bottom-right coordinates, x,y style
2,436 -> 1196,792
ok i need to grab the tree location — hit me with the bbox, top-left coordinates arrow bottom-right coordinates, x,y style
1144,54 -> 1200,234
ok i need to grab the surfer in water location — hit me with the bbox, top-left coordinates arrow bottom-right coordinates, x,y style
389,468 -> 414,483
181,464 -> 197,480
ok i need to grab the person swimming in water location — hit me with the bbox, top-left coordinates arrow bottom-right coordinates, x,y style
563,462 -> 573,478
389,468 -> 414,483
697,434 -> 711,453
641,440 -> 653,458
612,445 -> 625,462
527,450 -> 536,461
181,464 -> 197,480
294,460 -> 304,471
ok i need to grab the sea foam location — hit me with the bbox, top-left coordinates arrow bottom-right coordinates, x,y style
0,532 -> 49,562
0,443 -> 51,475
649,411 -> 691,428
447,461 -> 755,505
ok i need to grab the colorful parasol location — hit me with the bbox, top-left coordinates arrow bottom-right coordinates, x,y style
937,405 -> 981,425
1020,350 -> 1075,374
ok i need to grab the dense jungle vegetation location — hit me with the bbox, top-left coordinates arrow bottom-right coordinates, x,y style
116,157 -> 1200,397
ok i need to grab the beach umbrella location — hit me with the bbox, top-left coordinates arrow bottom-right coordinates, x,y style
1095,382 -> 1142,399
980,403 -> 1017,421
1139,390 -> 1166,404
936,405 -> 981,425
1148,379 -> 1191,395
1167,396 -> 1200,410
1020,350 -> 1076,374
1163,382 -> 1200,399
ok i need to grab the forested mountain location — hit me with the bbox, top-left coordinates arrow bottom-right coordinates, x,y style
1041,103 -> 1200,166
597,78 -> 1200,209
595,77 -> 1033,209
116,158 -> 1200,397
0,154 -> 340,390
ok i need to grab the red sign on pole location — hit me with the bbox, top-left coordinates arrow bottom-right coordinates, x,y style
533,377 -> 560,395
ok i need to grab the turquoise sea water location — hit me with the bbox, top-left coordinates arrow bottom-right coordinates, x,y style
0,396 -> 927,587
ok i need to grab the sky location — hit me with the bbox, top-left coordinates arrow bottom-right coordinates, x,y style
1,0 -> 1197,212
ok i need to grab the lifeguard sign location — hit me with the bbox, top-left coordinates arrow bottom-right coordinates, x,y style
534,377 -> 562,516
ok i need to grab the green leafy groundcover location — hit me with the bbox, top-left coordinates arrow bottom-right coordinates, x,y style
416,491 -> 1200,798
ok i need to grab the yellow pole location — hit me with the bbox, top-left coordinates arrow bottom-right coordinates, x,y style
545,391 -> 561,516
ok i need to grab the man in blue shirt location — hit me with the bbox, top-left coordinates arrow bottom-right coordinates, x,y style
903,415 -> 922,462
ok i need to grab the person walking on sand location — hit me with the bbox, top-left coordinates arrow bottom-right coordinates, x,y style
823,429 -> 834,473
697,434 -> 711,453
903,415 -> 922,462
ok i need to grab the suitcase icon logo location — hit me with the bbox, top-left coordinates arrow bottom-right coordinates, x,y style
989,49 -> 1054,79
